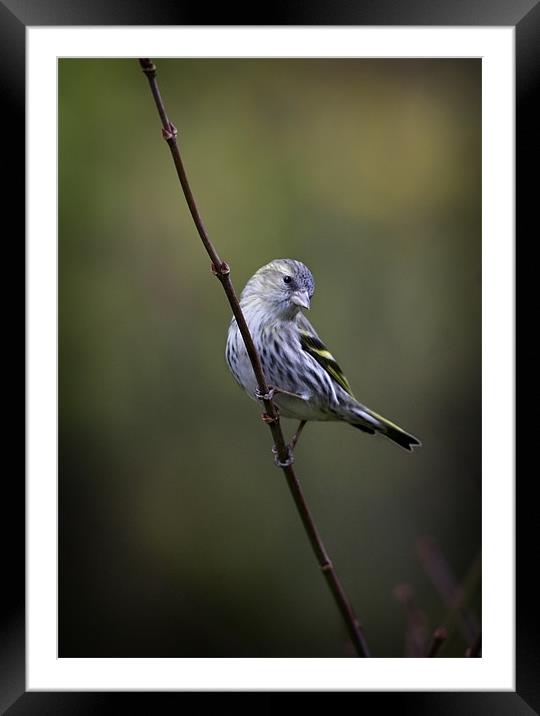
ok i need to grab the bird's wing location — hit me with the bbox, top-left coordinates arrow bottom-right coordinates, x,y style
297,317 -> 354,397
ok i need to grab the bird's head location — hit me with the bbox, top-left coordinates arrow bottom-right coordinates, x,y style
240,259 -> 315,320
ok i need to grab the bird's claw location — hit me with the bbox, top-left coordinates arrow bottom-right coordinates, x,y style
256,385 -> 276,402
272,444 -> 295,468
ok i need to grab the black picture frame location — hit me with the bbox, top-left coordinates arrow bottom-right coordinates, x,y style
10,1 -> 531,711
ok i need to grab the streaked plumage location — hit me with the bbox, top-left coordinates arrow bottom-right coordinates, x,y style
226,259 -> 421,451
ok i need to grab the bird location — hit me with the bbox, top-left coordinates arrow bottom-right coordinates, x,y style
225,258 -> 421,454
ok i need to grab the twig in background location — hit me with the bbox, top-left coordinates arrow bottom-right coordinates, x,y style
417,536 -> 480,644
465,632 -> 482,657
393,583 -> 430,657
137,58 -> 370,657
427,626 -> 448,657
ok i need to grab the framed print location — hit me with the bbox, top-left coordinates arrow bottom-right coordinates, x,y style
10,1 -> 533,711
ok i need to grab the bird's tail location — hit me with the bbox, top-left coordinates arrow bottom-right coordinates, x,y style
348,405 -> 421,452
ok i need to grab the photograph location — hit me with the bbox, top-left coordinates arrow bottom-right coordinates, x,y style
7,5 -> 528,707
58,57 -> 482,659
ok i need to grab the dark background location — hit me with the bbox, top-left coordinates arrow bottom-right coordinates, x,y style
59,58 -> 481,657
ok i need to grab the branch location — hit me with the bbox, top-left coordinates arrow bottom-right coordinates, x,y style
138,58 -> 370,657
416,537 -> 480,644
427,626 -> 448,657
393,583 -> 429,657
465,632 -> 481,657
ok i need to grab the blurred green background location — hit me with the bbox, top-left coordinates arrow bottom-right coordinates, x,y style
59,59 -> 481,657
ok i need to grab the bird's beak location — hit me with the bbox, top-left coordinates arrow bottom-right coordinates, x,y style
291,290 -> 311,310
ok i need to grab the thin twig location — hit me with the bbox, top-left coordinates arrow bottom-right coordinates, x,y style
392,583 -> 429,657
138,58 -> 370,657
465,632 -> 482,657
427,626 -> 448,657
416,537 -> 480,644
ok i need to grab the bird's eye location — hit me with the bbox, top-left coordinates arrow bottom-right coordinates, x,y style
283,276 -> 292,284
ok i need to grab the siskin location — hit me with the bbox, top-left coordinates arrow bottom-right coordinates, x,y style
226,259 -> 421,453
